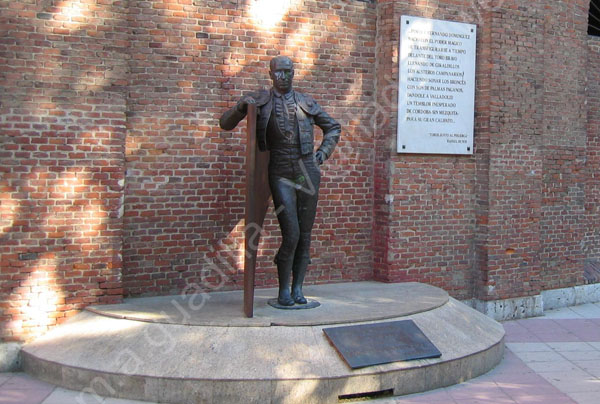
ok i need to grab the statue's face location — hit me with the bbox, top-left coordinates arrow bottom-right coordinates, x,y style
269,57 -> 294,93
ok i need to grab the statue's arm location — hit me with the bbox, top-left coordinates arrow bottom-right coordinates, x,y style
220,93 -> 261,130
314,107 -> 341,161
219,104 -> 247,131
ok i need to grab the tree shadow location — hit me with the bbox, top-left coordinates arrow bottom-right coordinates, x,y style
0,0 -> 128,341
122,0 -> 378,296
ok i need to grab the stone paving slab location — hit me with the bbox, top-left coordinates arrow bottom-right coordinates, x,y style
370,303 -> 600,404
0,373 -> 54,404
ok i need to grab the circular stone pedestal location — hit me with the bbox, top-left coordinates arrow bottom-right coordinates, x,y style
22,282 -> 505,404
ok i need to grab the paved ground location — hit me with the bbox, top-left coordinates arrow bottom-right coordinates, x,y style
1,303 -> 599,404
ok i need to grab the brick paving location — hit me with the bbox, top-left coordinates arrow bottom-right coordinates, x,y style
380,303 -> 600,404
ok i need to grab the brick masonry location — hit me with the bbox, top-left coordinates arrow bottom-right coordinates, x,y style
123,0 -> 376,297
0,0 -> 127,342
586,36 -> 600,262
374,0 -> 598,301
374,0 -> 484,300
0,0 -> 598,342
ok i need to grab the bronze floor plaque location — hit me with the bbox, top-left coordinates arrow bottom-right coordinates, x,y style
323,320 -> 441,369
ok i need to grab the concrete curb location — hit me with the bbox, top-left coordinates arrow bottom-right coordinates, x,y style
0,342 -> 22,372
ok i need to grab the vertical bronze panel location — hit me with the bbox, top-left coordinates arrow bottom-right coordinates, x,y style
244,104 -> 271,317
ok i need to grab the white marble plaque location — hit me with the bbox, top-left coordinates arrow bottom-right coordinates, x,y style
397,16 -> 476,154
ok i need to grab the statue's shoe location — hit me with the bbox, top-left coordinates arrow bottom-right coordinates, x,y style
292,293 -> 307,305
277,296 -> 295,306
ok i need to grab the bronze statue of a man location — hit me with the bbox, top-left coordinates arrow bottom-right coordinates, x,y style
219,56 -> 340,306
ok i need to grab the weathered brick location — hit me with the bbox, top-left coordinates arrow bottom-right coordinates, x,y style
1,0 -> 598,343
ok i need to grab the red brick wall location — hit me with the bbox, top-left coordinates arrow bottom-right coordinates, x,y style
1,0 -> 599,342
539,0 -> 589,290
122,0 -> 377,296
586,36 -> 600,260
374,0 -> 488,300
0,0 -> 128,342
373,0 -> 596,301
481,3 -> 546,300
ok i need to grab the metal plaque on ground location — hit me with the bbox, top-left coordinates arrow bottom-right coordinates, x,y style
323,320 -> 442,369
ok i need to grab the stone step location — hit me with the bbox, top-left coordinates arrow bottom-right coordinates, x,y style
22,282 -> 504,404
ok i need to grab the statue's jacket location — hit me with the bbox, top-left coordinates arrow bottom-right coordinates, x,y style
219,89 -> 341,160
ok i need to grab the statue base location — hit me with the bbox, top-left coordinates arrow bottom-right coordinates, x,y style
267,298 -> 320,310
22,282 -> 505,404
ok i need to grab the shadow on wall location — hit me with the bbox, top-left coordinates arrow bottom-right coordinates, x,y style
122,0 -> 377,297
0,0 -> 128,341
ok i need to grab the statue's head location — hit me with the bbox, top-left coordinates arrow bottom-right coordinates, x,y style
269,56 -> 294,94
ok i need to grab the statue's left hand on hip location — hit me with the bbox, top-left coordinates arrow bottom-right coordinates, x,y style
315,151 -> 325,165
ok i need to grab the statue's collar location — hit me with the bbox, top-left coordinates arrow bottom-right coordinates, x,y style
272,88 -> 294,99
